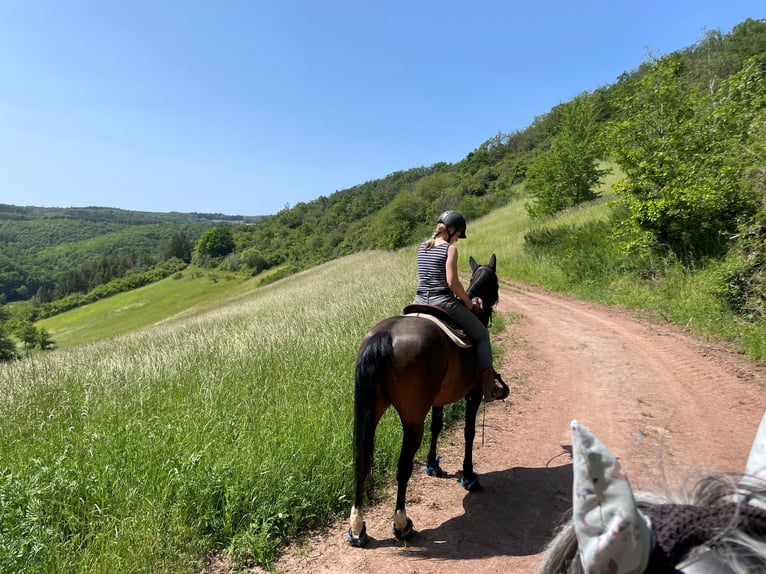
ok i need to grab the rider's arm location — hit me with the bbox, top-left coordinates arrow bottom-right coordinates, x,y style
446,244 -> 474,311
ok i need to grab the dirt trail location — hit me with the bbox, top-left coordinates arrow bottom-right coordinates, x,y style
249,282 -> 766,574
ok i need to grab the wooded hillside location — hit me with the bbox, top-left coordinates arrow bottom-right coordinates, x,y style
2,18 -> 765,328
0,204 -> 261,304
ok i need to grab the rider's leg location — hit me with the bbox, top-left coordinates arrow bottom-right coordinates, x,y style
452,305 -> 505,402
469,327 -> 503,402
439,299 -> 505,402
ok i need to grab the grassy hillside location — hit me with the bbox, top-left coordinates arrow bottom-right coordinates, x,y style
33,173 -> 766,360
1,249 -> 422,572
36,269 -> 256,350
5,183 -> 766,572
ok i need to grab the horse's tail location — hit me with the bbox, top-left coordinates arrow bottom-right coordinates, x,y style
352,329 -> 394,507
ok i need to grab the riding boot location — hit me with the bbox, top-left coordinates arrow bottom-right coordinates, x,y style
480,367 -> 502,403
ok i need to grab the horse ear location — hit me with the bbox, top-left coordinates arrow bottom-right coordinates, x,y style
469,256 -> 478,272
571,420 -> 652,574
489,253 -> 496,271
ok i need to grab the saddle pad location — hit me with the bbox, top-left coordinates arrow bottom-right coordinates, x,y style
404,312 -> 472,348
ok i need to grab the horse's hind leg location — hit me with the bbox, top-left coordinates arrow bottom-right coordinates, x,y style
392,423 -> 424,540
423,406 -> 445,476
348,332 -> 392,547
348,395 -> 390,546
348,462 -> 370,546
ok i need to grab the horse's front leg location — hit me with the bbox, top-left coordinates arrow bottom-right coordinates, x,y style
460,391 -> 482,491
393,423 -> 423,541
423,406 -> 445,476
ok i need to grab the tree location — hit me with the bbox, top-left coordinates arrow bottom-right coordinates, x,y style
194,227 -> 235,261
163,230 -> 193,263
375,190 -> 430,250
15,321 -> 38,356
0,324 -> 17,362
608,54 -> 764,261
525,94 -> 608,217
37,328 -> 55,351
240,248 -> 268,274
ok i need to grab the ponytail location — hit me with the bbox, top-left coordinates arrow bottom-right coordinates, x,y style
423,223 -> 447,251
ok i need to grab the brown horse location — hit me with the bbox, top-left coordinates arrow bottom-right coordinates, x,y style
347,254 -> 507,546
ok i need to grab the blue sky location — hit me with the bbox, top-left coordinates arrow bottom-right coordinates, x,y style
1,2 -> 763,216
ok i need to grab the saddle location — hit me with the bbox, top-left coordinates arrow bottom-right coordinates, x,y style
402,304 -> 472,348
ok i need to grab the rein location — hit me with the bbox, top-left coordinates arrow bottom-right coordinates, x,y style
467,263 -> 501,445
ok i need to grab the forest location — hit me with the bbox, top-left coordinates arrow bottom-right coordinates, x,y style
1,18 -> 765,359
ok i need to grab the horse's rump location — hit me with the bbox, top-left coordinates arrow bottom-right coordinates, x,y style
359,315 -> 477,410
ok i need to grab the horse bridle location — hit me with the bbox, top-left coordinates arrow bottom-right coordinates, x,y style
467,265 -> 498,326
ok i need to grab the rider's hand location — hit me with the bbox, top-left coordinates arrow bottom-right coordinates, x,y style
471,297 -> 483,313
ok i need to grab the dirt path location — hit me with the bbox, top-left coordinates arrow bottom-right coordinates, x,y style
250,282 -> 766,574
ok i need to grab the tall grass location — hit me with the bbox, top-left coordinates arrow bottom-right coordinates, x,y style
5,185 -> 766,572
0,252 -> 427,572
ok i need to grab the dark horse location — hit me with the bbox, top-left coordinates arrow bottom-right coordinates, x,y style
347,254 -> 507,547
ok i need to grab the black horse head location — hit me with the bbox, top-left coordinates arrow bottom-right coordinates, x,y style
467,253 -> 498,326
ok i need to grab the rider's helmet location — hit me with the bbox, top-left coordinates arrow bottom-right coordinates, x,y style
437,210 -> 467,238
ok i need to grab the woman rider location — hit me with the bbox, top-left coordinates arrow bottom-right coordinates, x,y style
413,210 -> 504,402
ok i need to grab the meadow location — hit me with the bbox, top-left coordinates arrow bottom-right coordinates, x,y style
1,251 -> 423,572
4,190 -> 766,572
35,270 -> 255,350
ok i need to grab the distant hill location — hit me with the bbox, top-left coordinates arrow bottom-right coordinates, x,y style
0,204 -> 264,304
0,203 -> 261,225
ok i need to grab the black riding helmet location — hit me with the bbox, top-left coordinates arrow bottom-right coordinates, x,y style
437,210 -> 467,238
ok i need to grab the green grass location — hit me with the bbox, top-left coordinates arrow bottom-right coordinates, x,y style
465,187 -> 620,292
36,269 -> 256,350
4,179 -> 766,572
3,252 -> 422,572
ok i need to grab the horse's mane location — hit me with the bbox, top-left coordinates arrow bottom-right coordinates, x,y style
538,472 -> 766,574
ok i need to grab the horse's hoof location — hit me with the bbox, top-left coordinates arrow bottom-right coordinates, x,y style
392,518 -> 414,541
347,523 -> 369,547
423,455 -> 444,477
459,475 -> 481,491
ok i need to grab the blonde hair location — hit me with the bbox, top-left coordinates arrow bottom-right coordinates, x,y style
423,223 -> 448,251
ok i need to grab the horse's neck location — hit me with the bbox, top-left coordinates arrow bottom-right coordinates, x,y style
468,269 -> 496,327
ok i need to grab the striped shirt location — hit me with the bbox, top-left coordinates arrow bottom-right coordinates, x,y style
416,242 -> 451,293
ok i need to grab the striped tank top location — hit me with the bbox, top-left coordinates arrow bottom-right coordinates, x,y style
416,242 -> 450,292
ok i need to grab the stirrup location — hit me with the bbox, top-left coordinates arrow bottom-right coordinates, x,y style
483,371 -> 509,402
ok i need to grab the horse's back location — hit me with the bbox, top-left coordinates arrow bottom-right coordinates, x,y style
359,315 -> 473,411
362,315 -> 448,360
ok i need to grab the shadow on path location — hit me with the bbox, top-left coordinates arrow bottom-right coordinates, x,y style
378,458 -> 573,561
